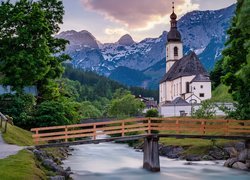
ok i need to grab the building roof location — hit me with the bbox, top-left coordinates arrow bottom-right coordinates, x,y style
167,28 -> 182,42
191,74 -> 211,83
160,51 -> 209,83
163,97 -> 189,106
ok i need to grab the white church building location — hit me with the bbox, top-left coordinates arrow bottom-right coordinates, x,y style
159,5 -> 212,117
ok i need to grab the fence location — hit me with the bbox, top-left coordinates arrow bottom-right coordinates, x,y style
0,112 -> 9,133
31,117 -> 250,144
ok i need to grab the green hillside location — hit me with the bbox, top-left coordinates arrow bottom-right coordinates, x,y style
211,84 -> 234,102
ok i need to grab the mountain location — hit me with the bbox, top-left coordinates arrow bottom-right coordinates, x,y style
118,34 -> 135,46
57,4 -> 236,89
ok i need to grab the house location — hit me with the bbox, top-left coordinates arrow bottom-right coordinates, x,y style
137,95 -> 158,113
159,4 -> 212,116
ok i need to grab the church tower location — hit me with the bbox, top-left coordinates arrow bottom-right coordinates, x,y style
166,2 -> 183,73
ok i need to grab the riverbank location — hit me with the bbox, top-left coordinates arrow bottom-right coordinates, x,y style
0,124 -> 72,180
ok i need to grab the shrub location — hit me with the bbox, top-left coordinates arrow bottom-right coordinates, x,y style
145,109 -> 159,117
193,100 -> 216,119
0,93 -> 35,128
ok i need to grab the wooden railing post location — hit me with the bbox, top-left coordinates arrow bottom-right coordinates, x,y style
226,120 -> 229,136
0,116 -> 2,128
93,124 -> 96,140
176,119 -> 179,134
122,121 -> 125,137
201,120 -> 205,135
35,129 -> 39,145
148,118 -> 151,134
3,118 -> 8,133
65,126 -> 68,142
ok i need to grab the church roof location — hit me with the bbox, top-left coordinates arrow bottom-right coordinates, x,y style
163,97 -> 189,106
160,51 -> 209,83
167,28 -> 182,42
191,74 -> 211,83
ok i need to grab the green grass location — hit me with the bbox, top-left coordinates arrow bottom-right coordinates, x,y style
160,137 -> 236,156
0,150 -> 46,180
1,124 -> 34,146
211,84 -> 234,102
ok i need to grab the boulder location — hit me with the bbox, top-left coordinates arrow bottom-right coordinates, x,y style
234,142 -> 245,152
238,149 -> 248,163
232,162 -> 248,170
186,155 -> 201,161
202,155 -> 215,161
209,147 -> 229,160
33,149 -> 48,161
159,145 -> 184,159
223,147 -> 238,158
49,176 -> 65,180
224,157 -> 238,167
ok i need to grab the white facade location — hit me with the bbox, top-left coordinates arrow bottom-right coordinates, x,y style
166,42 -> 183,73
159,8 -> 212,116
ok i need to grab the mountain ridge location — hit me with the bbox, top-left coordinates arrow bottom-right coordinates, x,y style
57,4 -> 236,89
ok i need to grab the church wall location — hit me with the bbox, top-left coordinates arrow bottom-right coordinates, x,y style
190,81 -> 212,101
167,42 -> 183,61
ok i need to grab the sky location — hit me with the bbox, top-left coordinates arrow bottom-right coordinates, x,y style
60,0 -> 236,43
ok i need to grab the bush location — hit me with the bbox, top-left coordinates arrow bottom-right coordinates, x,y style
33,100 -> 78,127
0,93 -> 35,128
145,109 -> 159,117
193,100 -> 216,119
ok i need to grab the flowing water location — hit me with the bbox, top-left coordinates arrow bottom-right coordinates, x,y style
63,141 -> 250,180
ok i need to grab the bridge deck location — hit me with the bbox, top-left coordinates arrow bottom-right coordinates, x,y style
31,117 -> 250,148
35,134 -> 250,148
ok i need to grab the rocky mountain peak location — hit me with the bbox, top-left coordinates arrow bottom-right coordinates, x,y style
118,34 -> 135,46
56,30 -> 99,49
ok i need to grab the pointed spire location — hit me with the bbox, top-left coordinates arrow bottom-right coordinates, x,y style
172,1 -> 175,13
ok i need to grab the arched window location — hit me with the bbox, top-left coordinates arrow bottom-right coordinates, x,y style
174,46 -> 178,56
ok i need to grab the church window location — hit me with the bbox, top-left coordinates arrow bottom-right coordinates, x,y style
186,82 -> 190,93
174,47 -> 178,56
200,85 -> 203,89
199,93 -> 204,97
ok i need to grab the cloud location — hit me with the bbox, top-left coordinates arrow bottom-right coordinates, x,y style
105,28 -> 129,36
81,0 -> 199,30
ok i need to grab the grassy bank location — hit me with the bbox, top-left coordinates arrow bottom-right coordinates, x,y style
1,124 -> 34,146
211,84 -> 234,102
160,137 -> 236,156
0,150 -> 46,180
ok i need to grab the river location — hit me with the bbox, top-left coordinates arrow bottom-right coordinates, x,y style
63,142 -> 250,180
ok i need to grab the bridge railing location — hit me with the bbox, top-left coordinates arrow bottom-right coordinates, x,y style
31,118 -> 149,144
31,118 -> 250,144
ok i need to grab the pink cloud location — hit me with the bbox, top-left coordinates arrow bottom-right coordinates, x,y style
81,0 -> 198,29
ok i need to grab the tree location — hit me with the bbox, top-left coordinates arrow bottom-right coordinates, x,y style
0,0 -> 69,99
108,91 -> 145,118
219,0 -> 250,119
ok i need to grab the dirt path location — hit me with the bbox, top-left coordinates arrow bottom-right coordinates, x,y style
0,133 -> 24,159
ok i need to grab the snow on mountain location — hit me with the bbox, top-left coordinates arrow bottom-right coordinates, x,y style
57,4 -> 236,89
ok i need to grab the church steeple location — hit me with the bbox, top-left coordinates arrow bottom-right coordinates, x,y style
167,2 -> 181,42
166,1 -> 183,73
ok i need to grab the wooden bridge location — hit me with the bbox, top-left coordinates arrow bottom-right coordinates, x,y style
31,118 -> 250,172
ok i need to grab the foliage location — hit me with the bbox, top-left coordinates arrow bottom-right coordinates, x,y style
63,65 -> 159,101
33,100 -> 78,127
0,150 -> 46,180
108,90 -> 145,117
145,109 -> 159,117
75,101 -> 102,119
0,93 -> 35,128
193,100 -> 216,119
211,84 -> 234,102
210,0 -> 250,119
0,0 -> 69,99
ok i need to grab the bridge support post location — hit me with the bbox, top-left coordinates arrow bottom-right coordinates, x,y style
245,139 -> 250,149
143,135 -> 160,172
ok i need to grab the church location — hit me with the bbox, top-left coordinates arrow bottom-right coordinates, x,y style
159,4 -> 211,116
